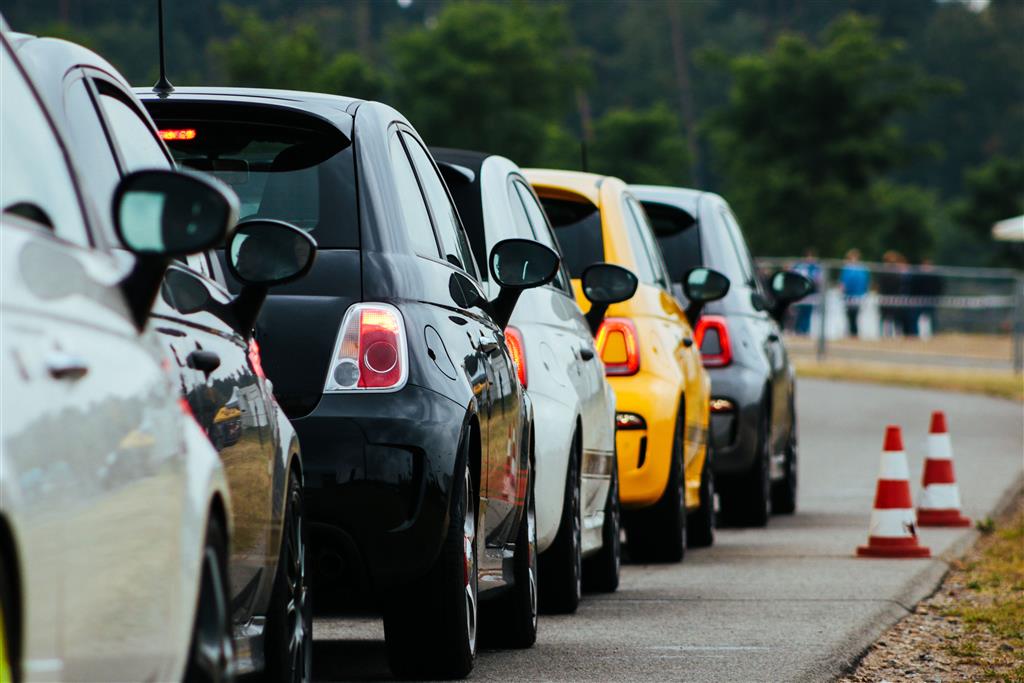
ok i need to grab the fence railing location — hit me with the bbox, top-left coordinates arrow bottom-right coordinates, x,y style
756,257 -> 1024,373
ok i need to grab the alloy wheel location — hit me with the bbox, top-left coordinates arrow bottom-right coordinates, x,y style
284,489 -> 311,682
462,466 -> 478,655
193,545 -> 233,683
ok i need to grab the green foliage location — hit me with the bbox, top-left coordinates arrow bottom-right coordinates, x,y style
704,13 -> 948,257
210,6 -> 386,100
388,1 -> 589,165
948,156 -> 1024,267
589,104 -> 690,185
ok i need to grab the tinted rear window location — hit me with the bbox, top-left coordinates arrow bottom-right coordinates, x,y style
538,197 -> 603,277
644,200 -> 701,283
153,108 -> 358,248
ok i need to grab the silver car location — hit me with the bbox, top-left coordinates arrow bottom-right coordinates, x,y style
0,29 -> 238,682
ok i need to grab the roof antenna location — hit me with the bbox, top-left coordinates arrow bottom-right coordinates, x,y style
580,139 -> 589,173
152,0 -> 174,97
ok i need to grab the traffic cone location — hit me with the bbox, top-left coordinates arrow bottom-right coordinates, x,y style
917,411 -> 971,527
857,426 -> 931,558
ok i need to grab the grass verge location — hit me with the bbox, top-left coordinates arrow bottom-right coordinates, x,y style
795,359 -> 1024,401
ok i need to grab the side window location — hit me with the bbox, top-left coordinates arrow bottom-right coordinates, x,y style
627,197 -> 672,291
505,183 -> 537,240
619,197 -> 657,286
512,181 -> 571,294
402,133 -> 478,279
719,209 -> 756,286
63,77 -> 121,213
389,131 -> 439,258
0,42 -> 89,245
96,86 -> 170,172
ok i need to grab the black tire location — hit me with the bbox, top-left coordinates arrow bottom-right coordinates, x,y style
538,436 -> 582,614
260,472 -> 311,683
624,408 -> 686,564
185,515 -> 234,683
582,451 -> 621,593
384,435 -> 477,679
483,470 -> 538,648
720,406 -> 771,527
686,449 -> 716,548
1,556 -> 19,683
771,406 -> 798,515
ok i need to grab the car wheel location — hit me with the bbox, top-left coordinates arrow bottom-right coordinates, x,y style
384,434 -> 477,679
261,472 -> 311,683
625,408 -> 686,563
484,469 -> 538,648
582,450 -> 621,592
1,558 -> 18,683
538,436 -> 582,614
185,516 -> 234,683
771,404 -> 798,515
720,406 -> 771,527
686,449 -> 716,548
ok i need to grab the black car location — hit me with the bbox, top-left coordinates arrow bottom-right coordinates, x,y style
632,185 -> 811,527
140,87 -> 559,678
16,36 -> 316,680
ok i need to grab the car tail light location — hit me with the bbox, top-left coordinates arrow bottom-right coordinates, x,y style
159,128 -> 197,141
504,326 -> 527,388
694,315 -> 732,367
324,303 -> 408,392
595,318 -> 640,376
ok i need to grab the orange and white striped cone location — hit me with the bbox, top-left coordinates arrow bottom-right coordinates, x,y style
917,411 -> 971,527
857,425 -> 931,558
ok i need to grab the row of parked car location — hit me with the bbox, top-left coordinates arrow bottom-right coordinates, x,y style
0,19 -> 813,683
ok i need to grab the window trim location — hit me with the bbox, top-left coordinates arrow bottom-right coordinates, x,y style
509,176 -> 572,296
87,71 -> 174,176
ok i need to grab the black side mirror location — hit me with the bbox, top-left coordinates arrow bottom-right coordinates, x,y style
768,270 -> 813,322
682,267 -> 730,324
581,262 -> 639,334
226,218 -> 317,334
488,238 -> 560,328
114,169 -> 237,330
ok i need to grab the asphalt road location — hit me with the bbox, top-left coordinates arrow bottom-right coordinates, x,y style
312,378 -> 1023,682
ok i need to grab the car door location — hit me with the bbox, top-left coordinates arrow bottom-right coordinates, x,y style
400,131 -> 523,551
0,45 -> 181,680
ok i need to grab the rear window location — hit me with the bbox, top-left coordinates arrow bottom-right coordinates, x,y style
538,197 -> 604,277
153,107 -> 358,248
644,200 -> 702,284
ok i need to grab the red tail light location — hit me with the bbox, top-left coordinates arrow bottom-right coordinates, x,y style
247,338 -> 266,379
694,315 -> 732,367
504,326 -> 527,388
595,317 -> 640,376
324,303 -> 408,392
159,128 -> 197,141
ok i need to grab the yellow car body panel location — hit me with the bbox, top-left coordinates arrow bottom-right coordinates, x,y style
524,169 -> 711,511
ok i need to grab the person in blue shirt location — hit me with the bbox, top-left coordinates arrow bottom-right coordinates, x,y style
839,248 -> 870,336
792,249 -> 822,335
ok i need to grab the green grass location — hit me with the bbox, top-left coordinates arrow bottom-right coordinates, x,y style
795,359 -> 1024,401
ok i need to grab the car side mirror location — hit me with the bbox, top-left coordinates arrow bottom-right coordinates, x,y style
581,262 -> 638,334
114,169 -> 238,330
488,238 -> 560,328
682,267 -> 730,324
226,218 -> 317,334
768,271 -> 813,322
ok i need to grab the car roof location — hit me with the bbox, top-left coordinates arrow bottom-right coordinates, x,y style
630,184 -> 721,219
10,34 -> 132,109
520,168 -> 613,206
135,86 -> 361,113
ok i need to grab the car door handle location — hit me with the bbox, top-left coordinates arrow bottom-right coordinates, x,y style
578,347 -> 595,361
187,350 -> 221,375
768,333 -> 780,342
46,352 -> 88,380
682,337 -> 694,348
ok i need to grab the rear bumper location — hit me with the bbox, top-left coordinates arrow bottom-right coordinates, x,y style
294,384 -> 466,594
706,364 -> 764,476
610,373 -> 680,509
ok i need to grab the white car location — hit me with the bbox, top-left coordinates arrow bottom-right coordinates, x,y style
434,149 -> 639,613
0,29 -> 237,682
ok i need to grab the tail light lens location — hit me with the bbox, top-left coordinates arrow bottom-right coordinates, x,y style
595,317 -> 640,376
324,303 -> 408,392
247,338 -> 266,379
694,315 -> 732,367
504,326 -> 527,388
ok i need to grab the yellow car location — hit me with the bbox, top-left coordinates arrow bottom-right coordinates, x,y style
524,169 -> 729,562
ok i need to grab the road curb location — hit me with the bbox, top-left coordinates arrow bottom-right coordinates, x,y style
820,472 -> 1024,682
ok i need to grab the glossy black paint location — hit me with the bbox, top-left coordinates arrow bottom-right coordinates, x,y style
138,88 -> 534,602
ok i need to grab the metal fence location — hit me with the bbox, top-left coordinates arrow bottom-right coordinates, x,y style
756,257 -> 1024,373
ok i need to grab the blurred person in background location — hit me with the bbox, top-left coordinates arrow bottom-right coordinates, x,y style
792,248 -> 822,335
877,250 -> 907,337
839,248 -> 869,337
907,258 -> 943,339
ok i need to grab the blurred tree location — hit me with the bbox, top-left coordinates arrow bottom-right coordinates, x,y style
589,104 -> 690,185
210,6 -> 386,100
704,13 -> 951,257
389,0 -> 589,165
948,156 -> 1024,267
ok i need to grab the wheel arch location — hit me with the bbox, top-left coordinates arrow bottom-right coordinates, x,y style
0,514 -> 22,678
